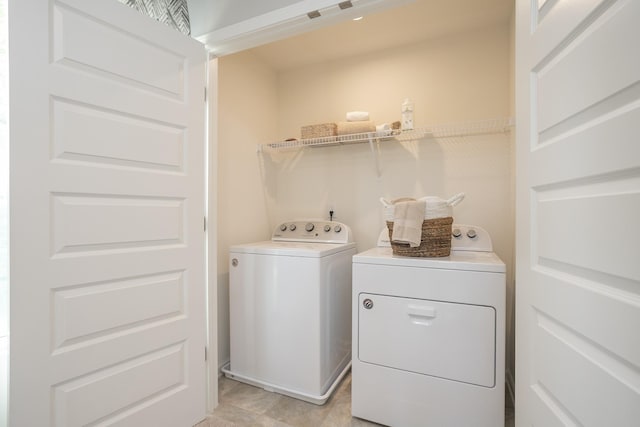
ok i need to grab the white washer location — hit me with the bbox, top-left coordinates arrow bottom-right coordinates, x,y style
224,220 -> 356,405
352,225 -> 505,427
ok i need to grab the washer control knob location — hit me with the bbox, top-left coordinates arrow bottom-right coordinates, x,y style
467,229 -> 477,239
363,298 -> 374,309
280,224 -> 287,232
305,223 -> 315,232
324,225 -> 331,232
289,224 -> 297,231
334,225 -> 342,233
452,228 -> 462,238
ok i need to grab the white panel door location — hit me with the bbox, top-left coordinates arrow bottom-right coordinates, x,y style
9,0 -> 207,426
515,0 -> 640,425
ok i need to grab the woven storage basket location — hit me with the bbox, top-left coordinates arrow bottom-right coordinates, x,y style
301,123 -> 337,139
386,217 -> 454,257
380,193 -> 464,258
381,193 -> 465,222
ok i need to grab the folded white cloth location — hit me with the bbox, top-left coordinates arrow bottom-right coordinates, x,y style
376,123 -> 391,137
392,200 -> 425,248
346,111 -> 370,121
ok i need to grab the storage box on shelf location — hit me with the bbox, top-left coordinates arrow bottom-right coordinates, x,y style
301,123 -> 337,139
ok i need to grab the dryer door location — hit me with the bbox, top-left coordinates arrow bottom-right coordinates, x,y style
358,293 -> 496,387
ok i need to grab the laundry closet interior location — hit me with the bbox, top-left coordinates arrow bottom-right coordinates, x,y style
205,0 -> 516,400
7,0 -> 639,425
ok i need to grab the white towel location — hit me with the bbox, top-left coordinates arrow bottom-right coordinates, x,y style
346,111 -> 370,121
376,123 -> 391,137
392,200 -> 425,248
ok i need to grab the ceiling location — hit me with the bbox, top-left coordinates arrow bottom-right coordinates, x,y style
246,0 -> 514,71
188,0 -> 302,36
190,0 -> 416,56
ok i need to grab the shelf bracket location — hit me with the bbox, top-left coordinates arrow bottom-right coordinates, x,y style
368,135 -> 381,178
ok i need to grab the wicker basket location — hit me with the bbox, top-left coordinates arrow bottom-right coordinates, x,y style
301,123 -> 338,139
386,217 -> 453,257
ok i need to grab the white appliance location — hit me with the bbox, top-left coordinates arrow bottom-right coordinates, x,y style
352,225 -> 505,426
224,220 -> 357,405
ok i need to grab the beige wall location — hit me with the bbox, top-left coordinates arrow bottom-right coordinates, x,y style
276,24 -> 510,137
216,23 -> 514,368
215,51 -> 278,367
268,23 -> 512,252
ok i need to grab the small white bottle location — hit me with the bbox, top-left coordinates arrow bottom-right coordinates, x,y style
401,98 -> 414,131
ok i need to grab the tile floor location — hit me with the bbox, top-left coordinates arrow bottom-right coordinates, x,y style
195,373 -> 515,427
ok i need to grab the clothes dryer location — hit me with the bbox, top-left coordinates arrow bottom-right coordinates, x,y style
352,225 -> 505,426
224,220 -> 356,405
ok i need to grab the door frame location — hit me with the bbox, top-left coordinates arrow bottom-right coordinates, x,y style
206,53 -> 220,412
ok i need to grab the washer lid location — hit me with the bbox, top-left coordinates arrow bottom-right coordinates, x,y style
230,240 -> 356,257
353,247 -> 505,273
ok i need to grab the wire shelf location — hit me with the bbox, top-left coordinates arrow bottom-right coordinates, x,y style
257,117 -> 514,152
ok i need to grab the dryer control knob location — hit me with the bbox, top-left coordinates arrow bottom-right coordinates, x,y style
305,223 -> 315,232
289,224 -> 297,231
452,228 -> 462,238
334,225 -> 342,233
467,229 -> 477,239
324,225 -> 331,232
280,224 -> 287,232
